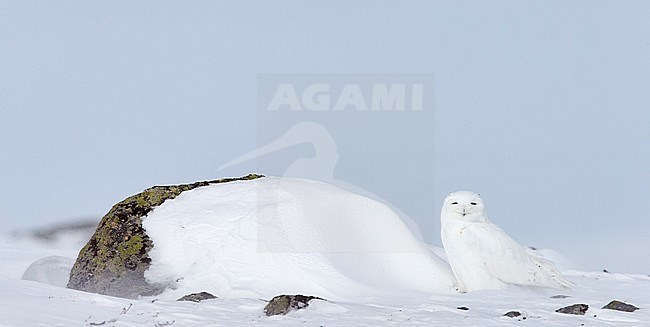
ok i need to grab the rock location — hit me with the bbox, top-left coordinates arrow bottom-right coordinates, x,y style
550,295 -> 571,299
555,304 -> 589,315
503,311 -> 521,318
177,292 -> 217,302
67,174 -> 264,299
602,300 -> 639,312
263,294 -> 325,316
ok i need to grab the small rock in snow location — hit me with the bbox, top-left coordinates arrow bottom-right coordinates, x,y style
602,300 -> 639,312
503,311 -> 522,318
550,295 -> 571,299
264,294 -> 325,316
556,304 -> 589,315
177,292 -> 217,302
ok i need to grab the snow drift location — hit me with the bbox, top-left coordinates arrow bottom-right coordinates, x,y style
21,255 -> 75,287
143,176 -> 455,299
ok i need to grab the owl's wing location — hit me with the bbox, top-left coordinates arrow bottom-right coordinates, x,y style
466,222 -> 572,288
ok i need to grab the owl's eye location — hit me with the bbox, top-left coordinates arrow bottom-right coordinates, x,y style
471,202 -> 477,205
451,202 -> 458,205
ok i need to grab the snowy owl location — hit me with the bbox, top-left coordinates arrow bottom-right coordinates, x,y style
440,191 -> 571,292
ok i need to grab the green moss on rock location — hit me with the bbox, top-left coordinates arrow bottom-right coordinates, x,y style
67,174 -> 264,299
263,294 -> 325,316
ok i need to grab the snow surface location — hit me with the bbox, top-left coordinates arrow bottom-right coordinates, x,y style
2,177 -> 650,326
3,239 -> 650,327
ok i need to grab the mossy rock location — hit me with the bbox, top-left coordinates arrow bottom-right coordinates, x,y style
67,174 -> 264,299
263,294 -> 325,316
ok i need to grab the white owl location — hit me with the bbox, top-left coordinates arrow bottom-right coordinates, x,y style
441,191 -> 572,292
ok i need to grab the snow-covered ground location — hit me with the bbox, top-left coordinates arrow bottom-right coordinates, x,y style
2,178 -> 649,326
2,239 -> 649,327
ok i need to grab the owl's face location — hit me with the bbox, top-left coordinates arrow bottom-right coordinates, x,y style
442,191 -> 488,222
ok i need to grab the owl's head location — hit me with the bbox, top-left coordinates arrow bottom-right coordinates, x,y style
442,191 -> 488,222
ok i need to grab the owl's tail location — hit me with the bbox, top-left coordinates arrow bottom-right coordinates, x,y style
533,254 -> 575,289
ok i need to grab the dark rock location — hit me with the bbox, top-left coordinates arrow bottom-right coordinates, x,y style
556,304 -> 589,315
67,174 -> 264,299
456,306 -> 469,311
602,300 -> 639,312
264,294 -> 325,316
551,295 -> 571,299
177,292 -> 217,302
503,311 -> 521,318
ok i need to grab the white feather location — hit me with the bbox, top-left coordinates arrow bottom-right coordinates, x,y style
441,191 -> 572,292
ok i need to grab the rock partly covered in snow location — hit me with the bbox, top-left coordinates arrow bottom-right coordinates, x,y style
68,174 -> 454,300
66,174 -> 264,299
602,300 -> 639,312
555,303 -> 589,315
177,292 -> 217,302
263,294 -> 325,316
142,176 -> 455,300
503,311 -> 522,318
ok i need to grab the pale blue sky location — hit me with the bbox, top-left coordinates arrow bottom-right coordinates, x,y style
1,1 -> 649,272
